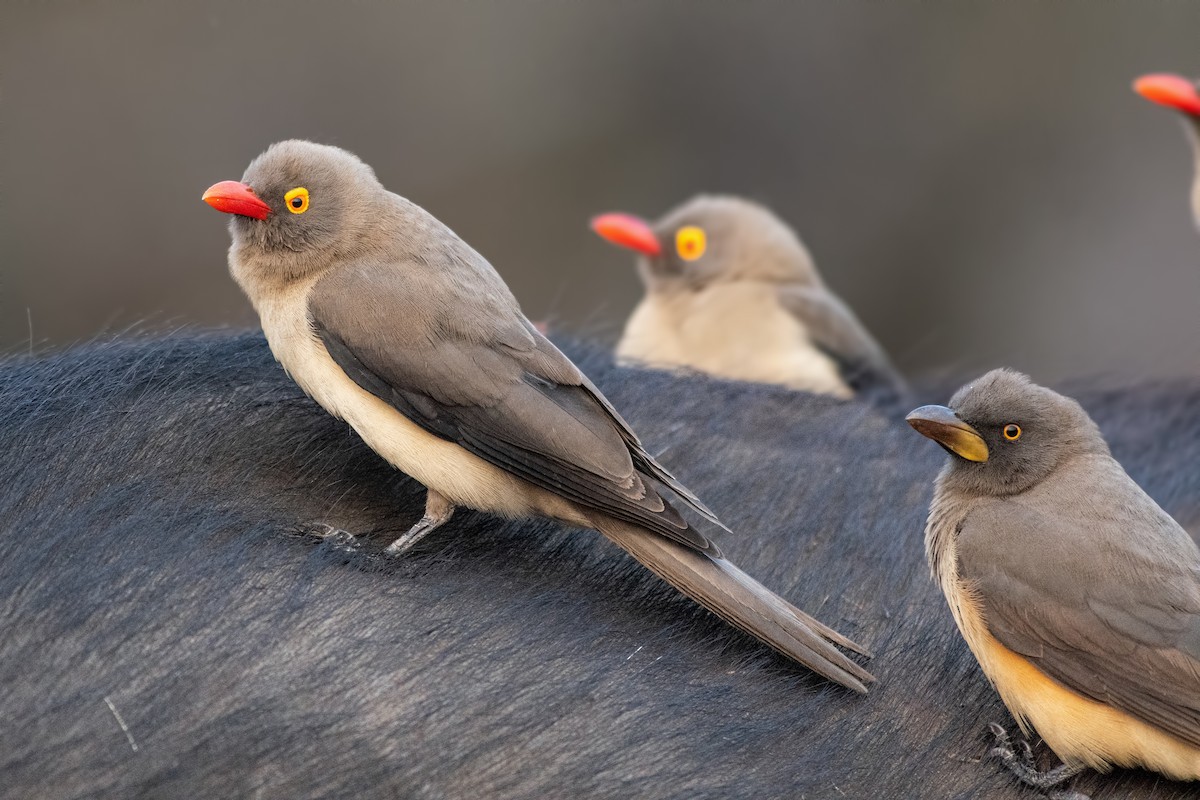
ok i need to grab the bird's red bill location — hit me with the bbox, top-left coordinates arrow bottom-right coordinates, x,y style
202,180 -> 272,220
590,212 -> 662,256
1133,73 -> 1200,116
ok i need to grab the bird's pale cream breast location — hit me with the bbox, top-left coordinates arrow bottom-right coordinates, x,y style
617,283 -> 851,397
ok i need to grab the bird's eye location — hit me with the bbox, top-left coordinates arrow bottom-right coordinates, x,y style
675,226 -> 706,261
284,187 -> 310,214
1003,424 -> 1021,441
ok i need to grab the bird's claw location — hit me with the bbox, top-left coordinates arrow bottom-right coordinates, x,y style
296,522 -> 364,553
985,723 -> 1089,800
986,722 -> 1019,764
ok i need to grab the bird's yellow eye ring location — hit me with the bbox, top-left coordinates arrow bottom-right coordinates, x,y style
1003,424 -> 1021,441
285,187 -> 310,214
675,226 -> 706,261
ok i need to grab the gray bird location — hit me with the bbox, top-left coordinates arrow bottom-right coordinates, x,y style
202,140 -> 872,692
907,369 -> 1200,795
1135,72 -> 1200,230
591,195 -> 902,399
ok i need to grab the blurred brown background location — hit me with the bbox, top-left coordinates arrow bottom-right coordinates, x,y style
3,2 -> 1200,382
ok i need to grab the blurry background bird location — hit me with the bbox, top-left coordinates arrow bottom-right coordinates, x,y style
592,195 -> 903,399
4,2 -> 1200,384
1134,73 -> 1200,232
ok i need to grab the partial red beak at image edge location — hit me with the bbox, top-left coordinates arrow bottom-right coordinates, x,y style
1133,73 -> 1200,115
590,212 -> 662,256
202,181 -> 272,220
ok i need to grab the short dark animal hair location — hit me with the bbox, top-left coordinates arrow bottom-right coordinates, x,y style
1,332 -> 1196,799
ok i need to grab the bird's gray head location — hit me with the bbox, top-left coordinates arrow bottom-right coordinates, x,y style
591,194 -> 821,294
906,369 -> 1109,497
203,140 -> 386,284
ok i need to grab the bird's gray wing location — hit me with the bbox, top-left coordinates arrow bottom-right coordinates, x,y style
307,259 -> 721,554
570,370 -> 726,531
777,285 -> 905,398
957,469 -> 1200,747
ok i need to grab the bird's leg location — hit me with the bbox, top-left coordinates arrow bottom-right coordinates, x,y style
987,724 -> 1089,800
384,489 -> 456,555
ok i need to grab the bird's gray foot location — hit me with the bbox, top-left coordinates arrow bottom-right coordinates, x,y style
296,522 -> 364,553
987,724 -> 1089,800
384,490 -> 455,555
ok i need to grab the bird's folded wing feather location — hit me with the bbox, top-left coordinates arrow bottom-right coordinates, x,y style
777,285 -> 904,397
957,476 -> 1200,748
307,259 -> 720,553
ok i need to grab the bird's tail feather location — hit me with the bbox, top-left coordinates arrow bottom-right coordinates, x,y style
592,516 -> 874,693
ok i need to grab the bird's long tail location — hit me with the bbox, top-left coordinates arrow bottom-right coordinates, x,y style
591,516 -> 874,693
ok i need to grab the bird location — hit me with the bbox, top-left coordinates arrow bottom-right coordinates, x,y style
907,369 -> 1200,797
202,140 -> 872,692
1133,72 -> 1200,230
590,195 -> 903,400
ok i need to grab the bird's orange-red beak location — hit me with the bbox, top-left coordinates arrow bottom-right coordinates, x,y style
590,212 -> 662,256
202,180 -> 272,220
1133,73 -> 1200,116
